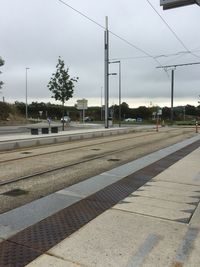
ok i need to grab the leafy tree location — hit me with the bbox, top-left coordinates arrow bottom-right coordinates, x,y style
0,57 -> 4,90
0,101 -> 11,120
136,106 -> 151,120
197,105 -> 200,118
185,105 -> 196,116
162,107 -> 171,120
47,57 -> 78,130
15,101 -> 26,115
121,102 -> 130,118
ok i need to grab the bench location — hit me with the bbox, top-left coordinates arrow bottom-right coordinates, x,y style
30,126 -> 59,135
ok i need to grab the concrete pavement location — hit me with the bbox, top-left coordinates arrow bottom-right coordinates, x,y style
0,134 -> 200,266
24,138 -> 200,267
25,137 -> 200,267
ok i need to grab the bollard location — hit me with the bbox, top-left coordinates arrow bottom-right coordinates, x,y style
196,121 -> 198,133
156,117 -> 159,132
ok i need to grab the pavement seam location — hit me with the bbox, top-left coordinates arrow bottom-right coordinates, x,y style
110,208 -> 190,225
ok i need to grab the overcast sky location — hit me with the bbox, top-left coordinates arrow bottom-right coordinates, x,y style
1,0 -> 200,108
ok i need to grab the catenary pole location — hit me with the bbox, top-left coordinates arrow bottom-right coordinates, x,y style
25,67 -> 30,122
119,61 -> 121,127
171,69 -> 174,122
157,61 -> 200,123
104,16 -> 109,128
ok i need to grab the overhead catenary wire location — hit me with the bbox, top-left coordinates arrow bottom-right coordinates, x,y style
156,61 -> 200,69
110,49 -> 200,62
146,0 -> 200,59
57,0 -> 151,56
57,0 -> 200,77
57,0 -> 105,30
56,0 -> 168,73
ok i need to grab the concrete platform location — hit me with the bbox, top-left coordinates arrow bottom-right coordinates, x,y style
0,124 -> 154,151
0,135 -> 200,266
26,136 -> 200,267
0,135 -> 199,240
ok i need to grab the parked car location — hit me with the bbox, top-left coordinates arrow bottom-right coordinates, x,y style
84,116 -> 93,122
136,117 -> 143,122
124,118 -> 136,122
60,116 -> 71,123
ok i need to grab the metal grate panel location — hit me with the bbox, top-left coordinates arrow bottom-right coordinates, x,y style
0,241 -> 40,267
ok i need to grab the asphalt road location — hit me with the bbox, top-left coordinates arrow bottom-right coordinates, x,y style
0,125 -> 29,135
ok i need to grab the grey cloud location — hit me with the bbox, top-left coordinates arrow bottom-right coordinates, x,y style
1,0 -> 200,106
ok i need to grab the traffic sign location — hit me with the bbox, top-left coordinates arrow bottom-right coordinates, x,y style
77,99 -> 88,110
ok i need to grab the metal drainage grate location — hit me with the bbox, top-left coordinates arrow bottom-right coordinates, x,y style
2,188 -> 29,197
108,158 -> 120,162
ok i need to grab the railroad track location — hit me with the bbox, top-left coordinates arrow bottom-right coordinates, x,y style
0,128 -> 190,164
0,128 -> 194,187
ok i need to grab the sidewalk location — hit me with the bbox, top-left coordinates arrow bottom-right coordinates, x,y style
0,135 -> 200,266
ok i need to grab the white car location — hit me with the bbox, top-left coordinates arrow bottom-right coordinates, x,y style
124,118 -> 136,122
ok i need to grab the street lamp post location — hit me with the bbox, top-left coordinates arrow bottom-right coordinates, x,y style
25,67 -> 30,121
109,60 -> 121,127
101,86 -> 103,121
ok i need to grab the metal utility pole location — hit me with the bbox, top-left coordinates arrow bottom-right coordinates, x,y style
101,86 -> 103,121
157,61 -> 200,123
171,69 -> 174,122
119,61 -> 121,127
104,16 -> 109,128
109,60 -> 122,127
25,67 -> 30,122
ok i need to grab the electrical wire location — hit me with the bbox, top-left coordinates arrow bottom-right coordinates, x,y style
57,0 -> 171,77
57,1 -> 161,59
57,0 -> 105,30
110,50 -> 200,61
146,0 -> 200,59
57,0 -> 153,57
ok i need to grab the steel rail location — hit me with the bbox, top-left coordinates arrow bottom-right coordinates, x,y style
0,130 -> 192,187
0,128 -> 188,164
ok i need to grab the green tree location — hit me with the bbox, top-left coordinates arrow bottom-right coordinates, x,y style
136,106 -> 151,119
0,57 -> 4,90
185,105 -> 196,116
47,57 -> 78,130
162,106 -> 171,120
121,102 -> 130,119
0,101 -> 11,120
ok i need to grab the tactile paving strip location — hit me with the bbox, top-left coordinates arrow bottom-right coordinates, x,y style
0,241 -> 40,267
0,139 -> 200,267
